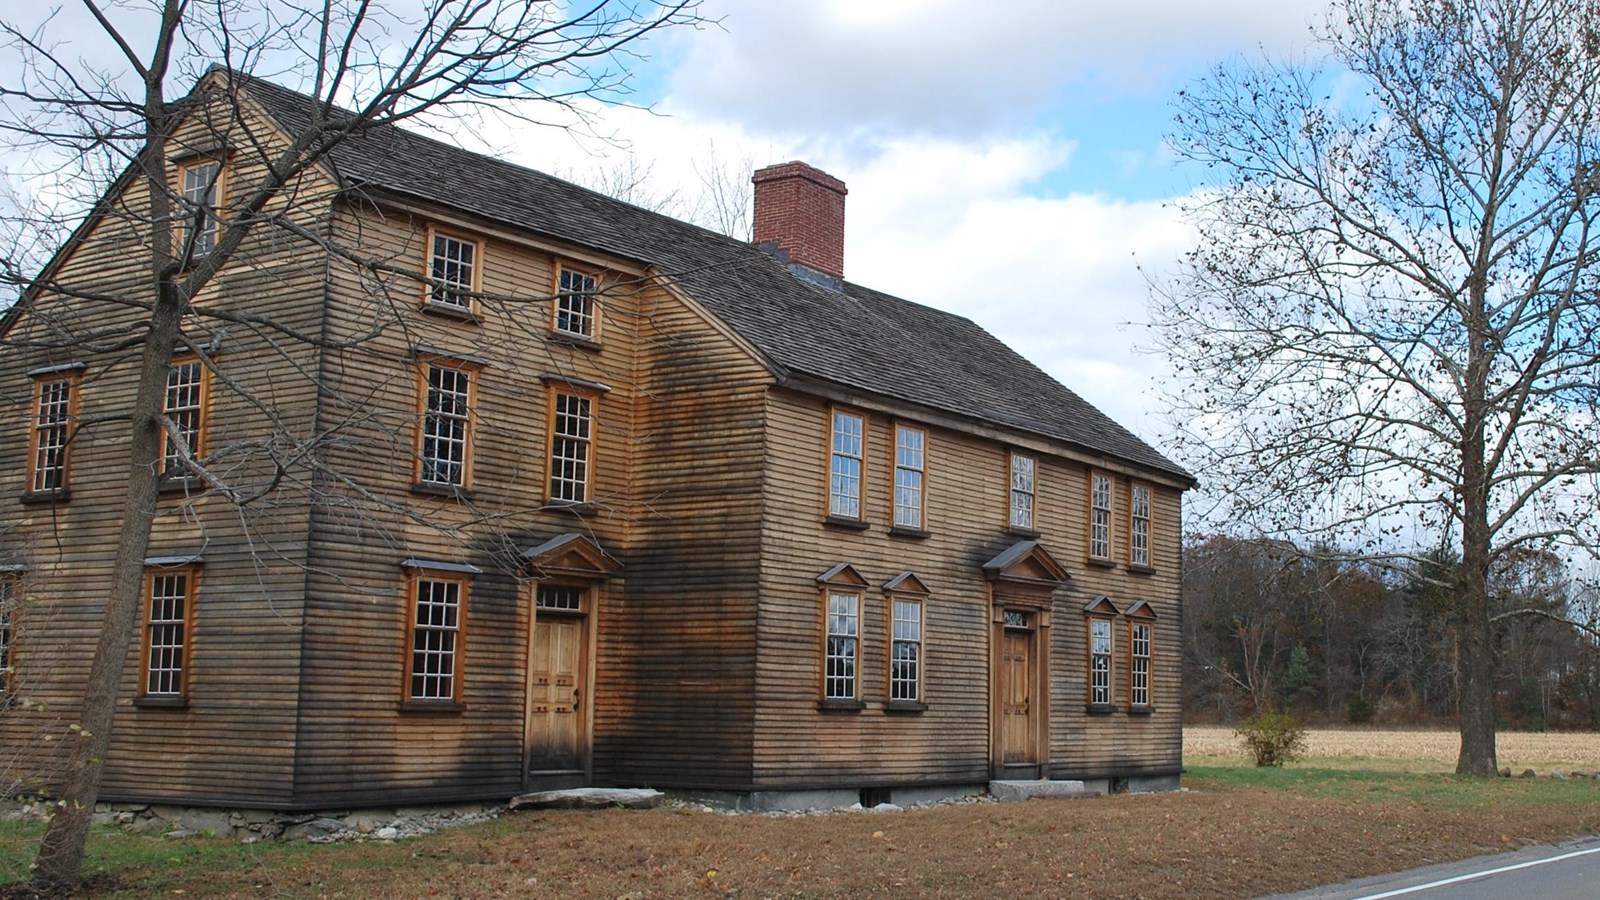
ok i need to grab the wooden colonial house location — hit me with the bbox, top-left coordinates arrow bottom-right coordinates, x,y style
0,71 -> 1193,811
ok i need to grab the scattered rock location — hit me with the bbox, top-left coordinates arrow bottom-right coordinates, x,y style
283,817 -> 346,841
509,788 -> 664,811
374,826 -> 399,841
1552,771 -> 1571,780
871,803 -> 902,812
1500,768 -> 1512,778
1521,769 -> 1537,778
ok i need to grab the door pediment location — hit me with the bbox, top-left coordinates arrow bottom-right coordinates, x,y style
522,533 -> 622,580
982,540 -> 1070,588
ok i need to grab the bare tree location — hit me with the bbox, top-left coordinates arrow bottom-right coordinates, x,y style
1153,0 -> 1600,775
0,1 -> 700,889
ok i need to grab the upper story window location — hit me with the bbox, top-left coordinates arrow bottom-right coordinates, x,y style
1009,453 -> 1035,531
1130,484 -> 1151,568
427,228 -> 480,311
549,390 -> 595,504
142,567 -> 197,699
162,356 -> 208,476
407,574 -> 467,703
893,424 -> 926,530
28,373 -> 77,495
1089,471 -> 1114,560
1129,620 -> 1152,708
1089,617 -> 1113,707
828,410 -> 865,520
890,596 -> 923,703
554,267 -> 597,339
418,361 -> 476,489
824,589 -> 860,701
177,157 -> 224,256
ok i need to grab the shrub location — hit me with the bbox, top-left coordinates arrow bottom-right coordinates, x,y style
1234,711 -> 1308,767
1347,693 -> 1373,725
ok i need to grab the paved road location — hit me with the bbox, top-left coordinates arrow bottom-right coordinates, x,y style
1264,837 -> 1600,899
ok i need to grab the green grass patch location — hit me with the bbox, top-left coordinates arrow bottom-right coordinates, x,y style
1186,763 -> 1600,809
0,819 -> 323,891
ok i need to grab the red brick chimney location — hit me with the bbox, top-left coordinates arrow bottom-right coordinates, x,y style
752,161 -> 847,281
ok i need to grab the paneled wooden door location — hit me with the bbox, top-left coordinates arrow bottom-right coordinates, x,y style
998,621 -> 1038,769
527,603 -> 589,777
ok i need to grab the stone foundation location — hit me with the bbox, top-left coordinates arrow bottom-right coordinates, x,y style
2,799 -> 499,843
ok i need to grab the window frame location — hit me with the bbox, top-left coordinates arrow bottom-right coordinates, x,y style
1128,619 -> 1152,710
0,576 -> 17,699
26,371 -> 80,497
1129,482 -> 1152,570
175,155 -> 226,258
1088,470 -> 1114,562
551,264 -> 601,342
891,423 -> 927,532
414,357 -> 481,492
887,594 -> 924,707
161,354 -> 211,477
138,565 -> 199,704
422,225 -> 484,314
403,570 -> 470,707
546,386 -> 599,505
821,587 -> 863,704
825,408 -> 867,523
1087,615 -> 1115,711
1009,452 -> 1036,532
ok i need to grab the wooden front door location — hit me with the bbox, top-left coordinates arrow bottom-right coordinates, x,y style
528,609 -> 588,774
998,616 -> 1038,770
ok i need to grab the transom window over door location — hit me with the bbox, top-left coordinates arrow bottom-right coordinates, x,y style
554,267 -> 597,338
1009,453 -> 1035,530
418,362 -> 474,488
829,410 -> 865,520
162,357 -> 207,475
824,590 -> 860,700
1130,484 -> 1151,568
893,424 -> 926,529
1090,472 -> 1113,560
29,375 -> 75,494
549,391 -> 595,503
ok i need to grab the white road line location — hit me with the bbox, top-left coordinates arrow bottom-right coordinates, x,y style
1352,845 -> 1600,899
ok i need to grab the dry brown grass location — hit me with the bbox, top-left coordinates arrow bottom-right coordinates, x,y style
1185,726 -> 1600,771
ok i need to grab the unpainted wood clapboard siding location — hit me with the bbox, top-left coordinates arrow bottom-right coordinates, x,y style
0,89 -> 337,806
754,388 -> 1183,787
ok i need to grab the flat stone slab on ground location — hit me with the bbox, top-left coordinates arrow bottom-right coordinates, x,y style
509,788 -> 664,811
988,780 -> 1095,802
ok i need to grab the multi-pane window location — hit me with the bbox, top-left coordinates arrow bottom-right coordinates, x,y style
408,576 -> 464,702
829,411 -> 865,519
536,585 -> 583,611
1130,484 -> 1151,568
1130,621 -> 1151,708
890,597 -> 922,702
1089,618 -> 1113,706
143,570 -> 195,697
549,391 -> 594,503
29,377 -> 74,493
824,590 -> 859,700
428,231 -> 478,309
419,363 -> 473,487
0,578 -> 15,697
1010,453 -> 1035,530
163,358 -> 206,474
1090,472 -> 1113,560
893,425 -> 926,529
178,159 -> 222,256
555,267 -> 597,338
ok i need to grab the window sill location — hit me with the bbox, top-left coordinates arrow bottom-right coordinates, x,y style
817,698 -> 865,712
133,695 -> 190,710
399,699 -> 466,714
20,490 -> 70,505
1085,703 -> 1117,716
546,499 -> 598,516
547,331 -> 602,352
1128,564 -> 1157,576
888,525 -> 930,540
157,477 -> 208,496
823,515 -> 870,532
1006,525 -> 1040,539
1128,705 -> 1154,717
420,301 -> 479,323
1085,557 -> 1117,569
411,482 -> 474,501
885,700 -> 928,713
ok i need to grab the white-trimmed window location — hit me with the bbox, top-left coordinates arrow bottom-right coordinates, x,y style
142,568 -> 196,698
162,357 -> 207,475
28,375 -> 75,494
890,596 -> 923,703
893,424 -> 926,530
427,229 -> 479,310
549,390 -> 595,503
1090,472 -> 1113,560
829,410 -> 865,520
554,267 -> 597,339
407,575 -> 466,702
177,158 -> 223,256
418,361 -> 475,488
1089,617 -> 1113,707
1130,621 -> 1151,708
1010,453 -> 1035,530
1130,484 -> 1151,568
824,590 -> 860,700
0,577 -> 16,697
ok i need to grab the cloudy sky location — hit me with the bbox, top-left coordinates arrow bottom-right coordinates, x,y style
465,0 -> 1330,447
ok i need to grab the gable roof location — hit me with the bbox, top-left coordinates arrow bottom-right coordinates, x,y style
233,73 -> 1191,483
